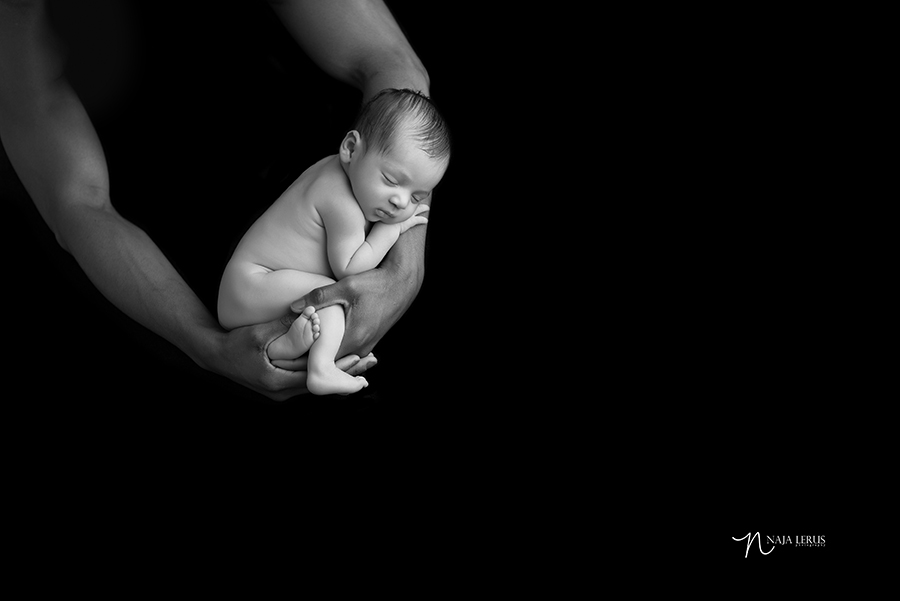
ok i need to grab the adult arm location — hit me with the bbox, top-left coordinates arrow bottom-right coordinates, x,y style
0,0 -> 375,400
266,0 -> 430,103
267,0 -> 432,357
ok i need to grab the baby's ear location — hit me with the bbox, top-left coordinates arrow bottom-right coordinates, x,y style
340,130 -> 362,163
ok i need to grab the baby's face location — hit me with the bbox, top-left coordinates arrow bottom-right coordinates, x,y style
344,134 -> 448,224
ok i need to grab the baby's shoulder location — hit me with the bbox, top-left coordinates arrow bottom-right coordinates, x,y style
306,155 -> 354,206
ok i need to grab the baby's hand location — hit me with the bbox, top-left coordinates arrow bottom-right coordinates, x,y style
398,203 -> 430,234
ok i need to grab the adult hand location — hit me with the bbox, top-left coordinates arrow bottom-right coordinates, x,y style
211,312 -> 377,401
291,266 -> 410,359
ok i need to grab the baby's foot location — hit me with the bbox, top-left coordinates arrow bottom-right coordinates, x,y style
292,306 -> 321,351
307,363 -> 368,396
267,306 -> 320,361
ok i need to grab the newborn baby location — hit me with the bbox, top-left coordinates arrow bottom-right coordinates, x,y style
218,89 -> 451,395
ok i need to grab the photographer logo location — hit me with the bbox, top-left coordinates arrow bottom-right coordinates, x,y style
732,533 -> 826,558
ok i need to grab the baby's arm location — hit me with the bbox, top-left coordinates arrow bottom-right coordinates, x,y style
321,198 -> 427,279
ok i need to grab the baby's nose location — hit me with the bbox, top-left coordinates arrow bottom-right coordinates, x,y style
390,195 -> 409,209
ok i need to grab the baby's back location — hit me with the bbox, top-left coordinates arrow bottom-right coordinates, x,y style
230,155 -> 342,278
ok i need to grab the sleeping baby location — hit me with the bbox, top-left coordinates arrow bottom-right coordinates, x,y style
217,89 -> 450,395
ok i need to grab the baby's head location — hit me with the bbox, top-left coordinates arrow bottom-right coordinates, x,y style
339,89 -> 451,224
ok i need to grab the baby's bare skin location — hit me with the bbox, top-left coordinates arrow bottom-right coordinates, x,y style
218,127 -> 443,395
219,156 -> 369,394
228,156 -> 363,291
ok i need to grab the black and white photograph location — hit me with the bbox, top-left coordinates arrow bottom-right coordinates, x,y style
4,2 -> 871,575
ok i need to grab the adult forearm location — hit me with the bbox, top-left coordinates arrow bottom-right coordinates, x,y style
0,70 -> 221,371
382,218 -> 426,297
55,203 -> 222,368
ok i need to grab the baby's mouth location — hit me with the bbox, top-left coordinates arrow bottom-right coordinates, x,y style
376,208 -> 395,219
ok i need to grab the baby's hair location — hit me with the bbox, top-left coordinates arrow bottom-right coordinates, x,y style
353,88 -> 451,162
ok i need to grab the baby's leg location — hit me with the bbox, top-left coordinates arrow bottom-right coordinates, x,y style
218,260 -> 336,329
219,261 -> 338,363
306,305 -> 368,395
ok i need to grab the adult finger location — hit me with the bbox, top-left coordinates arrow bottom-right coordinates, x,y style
341,352 -> 377,376
335,354 -> 360,372
290,279 -> 350,314
270,355 -> 309,371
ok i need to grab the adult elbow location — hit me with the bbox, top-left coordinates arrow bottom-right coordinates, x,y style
418,66 -> 431,96
401,52 -> 430,95
43,184 -> 113,253
408,54 -> 430,94
360,47 -> 430,98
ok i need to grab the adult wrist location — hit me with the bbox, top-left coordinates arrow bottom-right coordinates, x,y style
185,323 -> 227,374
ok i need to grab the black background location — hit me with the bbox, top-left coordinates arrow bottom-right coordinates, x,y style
2,2 -> 872,572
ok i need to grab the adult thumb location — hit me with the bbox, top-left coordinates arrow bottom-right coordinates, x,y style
289,281 -> 343,314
